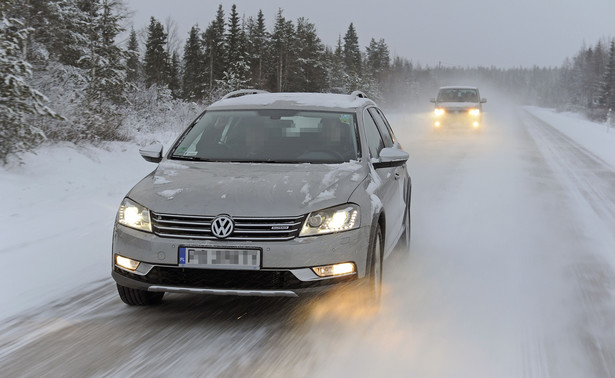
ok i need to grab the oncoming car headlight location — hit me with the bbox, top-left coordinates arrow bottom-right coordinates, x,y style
117,198 -> 152,232
434,108 -> 445,116
469,108 -> 480,116
300,204 -> 360,236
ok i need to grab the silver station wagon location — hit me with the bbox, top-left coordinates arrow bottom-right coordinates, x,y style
112,90 -> 411,306
430,86 -> 487,130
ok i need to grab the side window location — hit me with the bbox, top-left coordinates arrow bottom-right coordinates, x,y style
363,110 -> 385,159
368,108 -> 394,147
376,108 -> 398,145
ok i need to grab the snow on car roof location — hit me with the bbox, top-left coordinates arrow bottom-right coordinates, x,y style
208,92 -> 375,110
439,86 -> 479,90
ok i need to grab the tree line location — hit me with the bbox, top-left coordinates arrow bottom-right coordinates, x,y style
1,0 -> 615,164
557,39 -> 615,120
133,4 -> 409,104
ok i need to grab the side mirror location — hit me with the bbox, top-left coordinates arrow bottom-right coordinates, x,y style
139,143 -> 163,163
373,147 -> 409,169
429,98 -> 436,103
480,98 -> 487,103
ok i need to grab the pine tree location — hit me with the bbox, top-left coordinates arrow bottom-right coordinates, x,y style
366,38 -> 390,82
590,40 -> 607,104
0,6 -> 57,163
202,5 -> 226,92
71,0 -> 129,141
143,16 -> 169,88
293,17 -> 326,92
54,0 -> 91,67
168,51 -> 181,97
246,10 -> 268,89
7,0 -> 58,63
599,39 -> 615,110
126,27 -> 140,84
91,0 -> 127,104
182,25 -> 203,100
343,23 -> 361,76
268,9 -> 296,92
326,36 -> 345,91
225,5 -> 242,65
222,4 -> 249,91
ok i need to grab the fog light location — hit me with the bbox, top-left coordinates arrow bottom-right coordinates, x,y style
473,121 -> 479,128
434,121 -> 441,127
116,255 -> 140,271
312,262 -> 356,277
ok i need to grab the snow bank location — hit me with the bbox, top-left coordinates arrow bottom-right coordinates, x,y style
0,142 -> 154,320
524,106 -> 615,169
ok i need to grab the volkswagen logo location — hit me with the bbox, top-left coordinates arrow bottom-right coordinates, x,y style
211,214 -> 234,239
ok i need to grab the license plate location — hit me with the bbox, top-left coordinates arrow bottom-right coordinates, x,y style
178,247 -> 260,270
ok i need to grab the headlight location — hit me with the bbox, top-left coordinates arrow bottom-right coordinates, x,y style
434,108 -> 445,116
300,204 -> 360,236
117,198 -> 152,232
469,108 -> 480,116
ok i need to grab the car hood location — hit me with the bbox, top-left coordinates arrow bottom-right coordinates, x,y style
437,101 -> 480,110
127,160 -> 367,216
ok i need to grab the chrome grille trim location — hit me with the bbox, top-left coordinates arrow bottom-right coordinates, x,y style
151,211 -> 305,241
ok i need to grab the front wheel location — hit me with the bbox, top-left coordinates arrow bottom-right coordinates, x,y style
396,186 -> 412,255
117,284 -> 164,306
357,224 -> 383,308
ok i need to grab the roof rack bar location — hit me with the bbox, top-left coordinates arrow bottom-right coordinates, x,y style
222,89 -> 269,100
350,90 -> 367,99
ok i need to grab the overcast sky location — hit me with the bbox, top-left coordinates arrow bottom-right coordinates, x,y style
124,0 -> 615,69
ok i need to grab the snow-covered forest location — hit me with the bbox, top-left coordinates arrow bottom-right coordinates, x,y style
2,0 -> 615,164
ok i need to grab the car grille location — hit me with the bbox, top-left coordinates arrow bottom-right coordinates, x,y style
134,267 -> 298,289
150,212 -> 305,241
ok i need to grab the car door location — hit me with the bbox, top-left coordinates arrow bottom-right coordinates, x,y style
363,108 -> 405,256
372,107 -> 410,241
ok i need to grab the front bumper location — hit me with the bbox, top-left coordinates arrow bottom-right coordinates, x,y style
112,265 -> 356,297
112,224 -> 370,297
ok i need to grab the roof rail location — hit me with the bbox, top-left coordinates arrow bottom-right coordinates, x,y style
221,89 -> 269,100
350,90 -> 368,99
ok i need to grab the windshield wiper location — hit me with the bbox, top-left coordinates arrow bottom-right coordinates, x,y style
235,159 -> 298,164
171,155 -> 211,161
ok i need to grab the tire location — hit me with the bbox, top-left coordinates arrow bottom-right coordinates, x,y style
396,186 -> 412,255
117,284 -> 164,306
358,224 -> 383,308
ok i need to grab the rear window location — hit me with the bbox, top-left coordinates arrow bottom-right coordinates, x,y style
170,110 -> 360,164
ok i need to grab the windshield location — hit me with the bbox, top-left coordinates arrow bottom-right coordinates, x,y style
170,110 -> 360,163
437,88 -> 479,102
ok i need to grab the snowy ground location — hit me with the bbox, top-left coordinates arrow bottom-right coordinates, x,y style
1,96 -> 615,376
0,143 -> 146,316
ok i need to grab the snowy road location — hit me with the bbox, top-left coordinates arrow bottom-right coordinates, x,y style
2,100 -> 615,377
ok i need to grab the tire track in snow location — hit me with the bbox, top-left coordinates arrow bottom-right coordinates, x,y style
519,108 -> 615,378
519,110 -> 615,230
